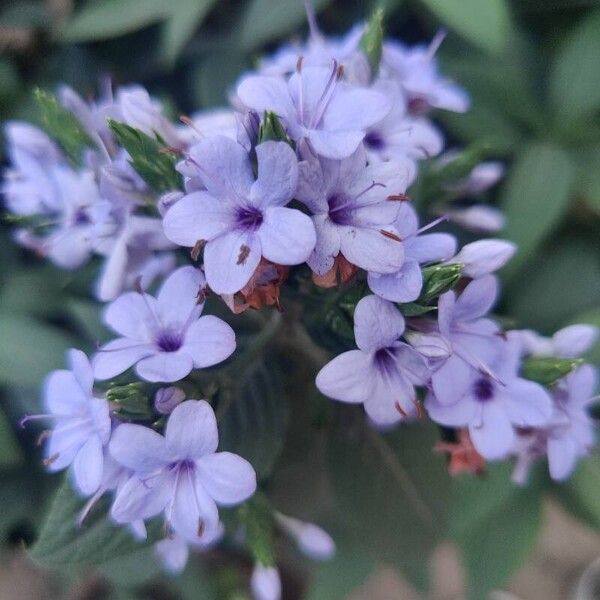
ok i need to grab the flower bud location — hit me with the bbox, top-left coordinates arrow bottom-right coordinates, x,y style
458,161 -> 504,195
552,324 -> 599,358
521,356 -> 584,385
251,564 -> 281,600
405,331 -> 452,359
275,513 -> 336,561
154,387 -> 185,415
447,205 -> 505,233
420,263 -> 462,302
452,239 -> 516,279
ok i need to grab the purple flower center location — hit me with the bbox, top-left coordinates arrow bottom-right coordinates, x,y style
327,192 -> 354,226
407,96 -> 430,115
236,206 -> 263,231
473,377 -> 494,402
73,208 -> 91,225
364,131 -> 385,151
156,330 -> 183,352
374,347 -> 397,378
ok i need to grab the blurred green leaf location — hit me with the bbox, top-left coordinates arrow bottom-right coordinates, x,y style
30,477 -> 159,571
451,463 -> 543,600
0,312 -> 76,388
574,146 -> 600,213
500,142 -> 575,280
360,8 -> 384,76
160,0 -> 217,66
328,419 -> 449,589
219,355 -> 288,480
60,0 -> 170,43
549,10 -> 600,121
108,119 -> 182,193
193,50 -> 248,108
239,0 -> 332,50
522,356 -> 584,385
100,545 -> 161,588
569,307 -> 600,365
0,406 -> 23,467
68,298 -> 110,346
0,1 -> 50,27
418,0 -> 511,54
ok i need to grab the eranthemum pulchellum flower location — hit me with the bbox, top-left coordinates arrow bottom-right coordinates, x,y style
367,203 -> 456,302
295,145 -> 410,275
237,60 -> 391,159
110,400 -> 256,544
24,350 -> 111,495
317,295 -> 429,425
93,266 -> 235,382
163,137 -> 316,294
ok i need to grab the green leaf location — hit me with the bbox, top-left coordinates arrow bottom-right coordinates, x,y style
418,0 -> 511,54
328,419 -> 449,589
258,111 -> 294,146
160,0 -> 217,66
500,142 -> 575,281
399,302 -> 436,317
521,356 -> 584,385
359,8 -> 384,77
239,0 -> 332,50
549,10 -> 600,121
419,263 -> 462,302
0,312 -> 77,388
218,355 -> 288,480
0,406 -> 22,467
237,495 -> 275,566
34,88 -> 95,164
60,0 -> 170,43
29,477 -> 159,571
108,119 -> 182,194
451,463 -> 543,600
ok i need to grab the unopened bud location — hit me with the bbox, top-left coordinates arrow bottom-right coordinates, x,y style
521,356 -> 584,385
552,324 -> 599,358
275,513 -> 335,561
419,263 -> 462,302
154,387 -> 185,415
405,331 -> 452,359
258,112 -> 293,147
107,382 -> 152,419
447,205 -> 505,233
251,564 -> 281,600
451,239 -> 516,279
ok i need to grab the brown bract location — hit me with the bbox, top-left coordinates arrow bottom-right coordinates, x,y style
434,429 -> 486,476
312,254 -> 358,288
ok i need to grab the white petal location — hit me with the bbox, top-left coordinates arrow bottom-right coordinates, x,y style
103,292 -> 157,340
316,350 -> 374,403
157,266 -> 205,327
469,403 -> 515,460
109,423 -> 167,472
501,379 -> 553,427
367,260 -> 422,303
93,338 -> 155,380
250,141 -> 298,207
111,473 -> 171,523
135,350 -> 194,383
183,316 -> 236,368
340,226 -> 404,273
353,295 -> 405,351
73,435 -> 104,495
197,452 -> 257,505
165,400 -> 219,460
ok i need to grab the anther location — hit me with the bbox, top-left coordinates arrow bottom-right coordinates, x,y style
237,244 -> 251,265
387,194 -> 410,202
380,229 -> 402,242
191,239 -> 206,261
43,452 -> 60,466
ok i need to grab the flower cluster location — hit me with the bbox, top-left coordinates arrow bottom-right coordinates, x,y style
4,6 -> 597,600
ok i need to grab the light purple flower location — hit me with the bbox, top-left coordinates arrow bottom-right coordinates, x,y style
368,203 -> 456,302
236,63 -> 391,159
163,137 -> 316,294
382,34 -> 470,114
295,146 -> 409,275
450,239 -> 516,279
93,266 -> 235,382
446,205 -> 506,234
515,324 -> 599,359
110,400 -> 256,544
30,350 -> 111,495
443,160 -> 504,196
426,339 -> 553,460
155,387 -> 186,415
316,295 -> 429,425
275,513 -> 335,561
251,564 -> 282,600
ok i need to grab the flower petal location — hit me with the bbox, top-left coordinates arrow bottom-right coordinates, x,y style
453,275 -> 498,322
43,370 -> 88,415
237,75 -> 295,123
306,214 -> 341,275
93,338 -> 155,380
135,350 -> 194,383
111,473 -> 171,523
353,295 -> 405,352
405,233 -> 456,264
250,141 -> 298,208
73,435 -> 104,495
324,88 -> 391,132
469,402 -> 514,460
431,354 -> 473,406
165,400 -> 219,460
103,292 -> 158,340
367,259 -> 422,303
316,350 -> 374,403
425,393 -> 477,427
197,452 -> 257,505
306,128 -> 365,160
109,423 -> 168,472
183,316 -> 236,369
339,226 -> 404,273
547,435 -> 578,481
258,207 -> 316,265
157,266 -> 205,327
501,379 -> 553,428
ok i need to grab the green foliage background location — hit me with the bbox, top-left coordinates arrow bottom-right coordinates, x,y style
0,1 -> 599,599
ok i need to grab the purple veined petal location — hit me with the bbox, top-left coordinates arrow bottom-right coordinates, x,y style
93,338 -> 156,380
547,435 -> 578,481
96,234 -> 128,302
306,214 -> 341,276
250,142 -> 299,208
437,291 -> 455,338
237,75 -> 295,123
203,229 -> 262,294
393,343 -> 430,385
109,423 -> 168,472
43,370 -> 88,415
183,316 -> 236,369
73,435 -> 104,495
405,233 -> 457,264
367,259 -> 423,303
425,393 -> 478,427
316,350 -> 374,403
323,88 -> 391,132
196,452 -> 257,505
258,206 -> 316,265
553,325 -> 599,358
353,295 -> 405,351
156,266 -> 206,327
567,364 -> 598,406
162,191 -> 236,247
501,379 -> 553,428
103,292 -> 158,341
350,200 -> 400,228
171,468 -> 220,543
288,66 -> 338,124
111,473 -> 171,523
469,402 -> 515,460
431,354 -> 473,406
350,160 -> 410,205
306,128 -> 365,160
188,135 -> 254,200
324,144 -> 367,187
364,372 -> 414,425
135,350 -> 194,383
295,159 -> 327,213
453,275 -> 498,322
392,203 -> 419,239
339,226 -> 404,273
154,535 -> 189,575
165,400 -> 219,460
